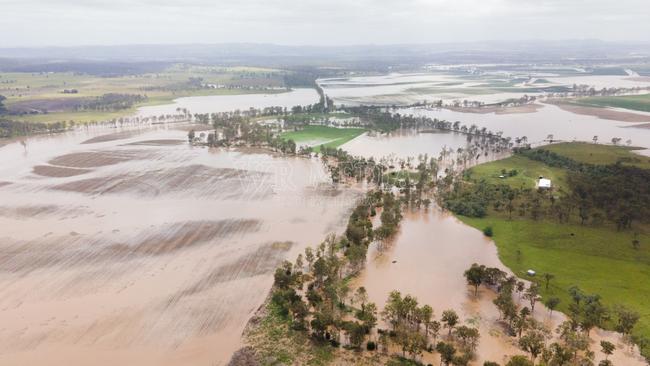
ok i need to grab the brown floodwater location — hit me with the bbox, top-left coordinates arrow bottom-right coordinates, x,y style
0,125 -> 361,366
342,129 -> 469,161
353,208 -> 646,365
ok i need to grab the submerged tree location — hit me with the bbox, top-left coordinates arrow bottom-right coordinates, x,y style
442,309 -> 460,336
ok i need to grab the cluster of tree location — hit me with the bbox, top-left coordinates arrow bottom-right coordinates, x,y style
569,84 -> 650,98
269,191 -> 402,348
343,191 -> 403,271
0,95 -> 6,114
464,263 -> 644,364
566,164 -> 650,230
383,291 -> 481,365
73,93 -> 147,112
320,149 -> 441,210
320,146 -> 385,184
0,118 -> 68,138
443,94 -> 538,110
271,256 -> 481,365
443,148 -> 650,230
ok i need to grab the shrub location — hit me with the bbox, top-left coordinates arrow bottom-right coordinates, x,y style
366,341 -> 376,351
483,226 -> 494,237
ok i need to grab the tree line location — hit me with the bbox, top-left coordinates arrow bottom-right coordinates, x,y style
464,263 -> 642,365
441,147 -> 650,231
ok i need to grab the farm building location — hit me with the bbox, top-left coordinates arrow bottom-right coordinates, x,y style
537,177 -> 552,189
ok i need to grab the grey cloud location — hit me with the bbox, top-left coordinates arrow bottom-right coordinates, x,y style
0,0 -> 648,46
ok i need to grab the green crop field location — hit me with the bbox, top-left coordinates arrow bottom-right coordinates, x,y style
572,93 -> 650,113
542,142 -> 650,169
280,125 -> 366,150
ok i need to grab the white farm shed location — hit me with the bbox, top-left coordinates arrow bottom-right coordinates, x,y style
537,178 -> 552,189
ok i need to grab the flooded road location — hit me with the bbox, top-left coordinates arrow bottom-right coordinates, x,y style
353,208 -> 646,365
0,125 -> 360,366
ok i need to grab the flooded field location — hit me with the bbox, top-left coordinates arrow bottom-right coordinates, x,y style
321,71 -> 650,156
3,72 -> 650,366
136,88 -> 318,117
409,103 -> 650,153
0,125 -> 360,366
354,208 -> 646,365
342,129 -> 471,161
319,71 -> 650,106
319,72 -> 534,106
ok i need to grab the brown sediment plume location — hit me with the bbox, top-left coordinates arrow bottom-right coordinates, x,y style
32,165 -> 92,177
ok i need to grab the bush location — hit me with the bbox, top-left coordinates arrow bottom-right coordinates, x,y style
483,226 -> 494,237
366,341 -> 376,351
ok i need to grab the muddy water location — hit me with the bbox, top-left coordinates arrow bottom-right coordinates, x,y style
406,104 -> 650,155
342,129 -> 469,161
353,208 -> 646,365
0,125 -> 360,366
323,72 -> 650,154
320,72 -> 650,107
320,73 -> 536,106
136,88 -> 318,117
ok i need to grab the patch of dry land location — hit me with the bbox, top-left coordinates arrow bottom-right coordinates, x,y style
547,100 -> 650,122
0,126 -> 361,366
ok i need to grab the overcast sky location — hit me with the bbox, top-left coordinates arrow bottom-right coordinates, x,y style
2,0 -> 649,47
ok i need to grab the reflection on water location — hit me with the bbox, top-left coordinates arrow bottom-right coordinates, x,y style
0,125 -> 360,366
354,208 -> 646,365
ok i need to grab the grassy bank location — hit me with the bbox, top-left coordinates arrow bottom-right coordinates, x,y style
571,93 -> 650,113
280,125 -> 366,151
459,216 -> 650,341
466,154 -> 568,190
542,142 -> 650,169
455,142 -> 650,357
